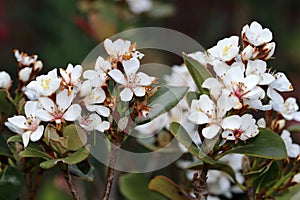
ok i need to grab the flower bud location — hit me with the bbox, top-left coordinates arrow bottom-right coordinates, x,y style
263,42 -> 276,60
19,67 -> 32,82
0,71 -> 12,89
34,60 -> 43,71
241,45 -> 254,61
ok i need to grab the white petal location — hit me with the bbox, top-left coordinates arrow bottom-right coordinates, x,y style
63,104 -> 82,121
22,131 -> 31,147
83,70 -> 98,80
8,116 -> 28,129
108,69 -> 127,85
120,88 -> 133,101
135,72 -> 153,86
79,80 -> 92,97
221,115 -> 241,130
71,65 -> 83,81
38,97 -> 55,113
242,75 -> 259,92
30,125 -> 44,142
267,87 -> 284,104
57,89 -> 73,112
25,101 -> 39,117
104,39 -> 117,57
202,124 -> 221,139
123,58 -> 140,77
36,110 -> 53,121
96,105 -> 110,117
188,112 -> 210,125
133,86 -> 145,97
199,94 -> 215,116
95,121 -> 110,132
5,122 -> 24,134
19,67 -> 32,82
222,130 -> 235,140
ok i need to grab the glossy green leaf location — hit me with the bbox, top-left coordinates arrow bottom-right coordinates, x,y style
0,166 -> 22,200
169,122 -> 215,164
136,85 -> 188,125
148,176 -> 190,200
224,129 -> 287,160
0,91 -> 17,118
183,53 -> 212,93
40,146 -> 90,169
119,174 -> 167,200
0,133 -> 12,158
19,147 -> 52,160
68,165 -> 94,182
185,91 -> 200,108
186,160 -> 246,190
63,124 -> 87,151
7,135 -> 22,143
256,161 -> 281,193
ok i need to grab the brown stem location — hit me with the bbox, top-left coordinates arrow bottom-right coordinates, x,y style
64,168 -> 80,200
193,163 -> 209,200
102,143 -> 120,200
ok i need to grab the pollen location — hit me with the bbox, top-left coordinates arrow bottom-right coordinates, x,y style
41,78 -> 51,89
223,44 -> 232,56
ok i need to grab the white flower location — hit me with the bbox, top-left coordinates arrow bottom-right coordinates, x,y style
84,88 -> 110,117
207,36 -> 240,62
0,71 -> 12,89
164,64 -> 197,91
5,101 -> 44,147
79,80 -> 93,97
187,51 -> 211,66
78,113 -> 110,132
280,130 -> 300,158
241,45 -> 254,61
188,94 -> 228,139
19,67 -> 33,82
60,64 -> 82,94
108,58 -> 153,101
222,66 -> 261,109
270,95 -> 300,121
126,0 -> 153,14
242,21 -> 272,46
269,72 -> 293,92
14,49 -> 38,66
246,60 -> 275,85
222,114 -> 259,141
104,39 -> 144,61
36,89 -> 81,124
26,68 -> 61,97
95,56 -> 112,73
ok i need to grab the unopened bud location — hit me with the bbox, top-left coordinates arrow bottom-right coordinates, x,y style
34,60 -> 43,71
263,42 -> 276,60
241,45 -> 254,61
19,67 -> 32,82
292,173 -> 300,183
0,71 -> 12,89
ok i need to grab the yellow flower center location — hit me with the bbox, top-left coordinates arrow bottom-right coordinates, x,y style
41,78 -> 51,89
223,45 -> 232,56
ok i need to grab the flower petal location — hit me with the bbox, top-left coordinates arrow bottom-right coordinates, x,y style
63,104 -> 82,121
202,124 -> 221,139
25,101 -> 40,117
188,112 -> 210,125
95,121 -> 110,132
221,115 -> 241,130
108,69 -> 127,85
57,89 -> 73,112
30,125 -> 44,142
120,88 -> 133,101
133,86 -> 145,97
123,58 -> 140,77
36,110 -> 53,121
8,116 -> 28,129
135,72 -> 153,86
22,131 -> 30,147
39,97 -> 55,113
96,105 -> 110,117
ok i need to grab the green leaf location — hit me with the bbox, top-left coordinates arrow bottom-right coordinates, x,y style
62,124 -> 87,151
7,135 -> 22,143
136,85 -> 188,125
169,122 -> 215,164
148,176 -> 190,200
40,146 -> 90,169
256,161 -> 281,193
186,160 -> 246,190
68,165 -> 94,182
0,133 -> 12,158
185,91 -> 200,108
224,129 -> 287,160
119,174 -> 167,200
0,166 -> 22,200
183,53 -> 212,93
275,184 -> 300,200
19,147 -> 52,160
0,91 -> 17,118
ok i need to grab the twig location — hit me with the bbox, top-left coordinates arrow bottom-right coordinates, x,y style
64,167 -> 80,200
193,163 -> 209,200
102,143 -> 120,200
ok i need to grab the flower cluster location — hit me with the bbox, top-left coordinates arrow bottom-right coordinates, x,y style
5,39 -> 155,148
188,21 -> 299,147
